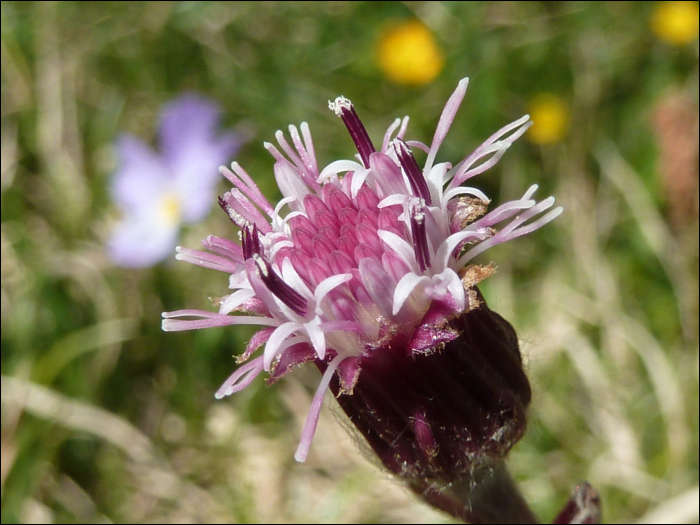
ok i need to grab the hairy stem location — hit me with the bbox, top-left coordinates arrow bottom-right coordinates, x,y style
412,460 -> 539,524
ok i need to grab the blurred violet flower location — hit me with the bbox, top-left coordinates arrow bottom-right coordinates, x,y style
108,94 -> 240,267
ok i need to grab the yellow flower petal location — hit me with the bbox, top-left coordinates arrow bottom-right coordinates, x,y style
652,1 -> 700,45
528,94 -> 570,145
377,20 -> 445,86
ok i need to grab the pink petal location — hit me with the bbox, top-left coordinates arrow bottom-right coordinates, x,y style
215,356 -> 264,399
294,354 -> 343,462
425,77 -> 469,173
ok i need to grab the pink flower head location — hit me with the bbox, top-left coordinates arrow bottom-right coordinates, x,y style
162,78 -> 562,463
108,94 -> 241,267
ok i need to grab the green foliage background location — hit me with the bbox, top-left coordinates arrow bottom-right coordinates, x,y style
2,2 -> 698,523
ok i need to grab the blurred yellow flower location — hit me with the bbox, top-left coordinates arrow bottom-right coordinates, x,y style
651,1 -> 699,45
377,19 -> 444,85
527,94 -> 570,145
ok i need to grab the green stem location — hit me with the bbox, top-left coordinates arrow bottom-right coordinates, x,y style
412,460 -> 539,524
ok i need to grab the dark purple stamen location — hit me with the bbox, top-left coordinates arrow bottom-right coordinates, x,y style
394,140 -> 432,205
410,203 -> 431,272
241,223 -> 261,260
254,255 -> 308,317
331,97 -> 376,169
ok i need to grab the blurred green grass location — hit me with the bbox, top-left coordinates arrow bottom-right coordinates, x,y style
1,2 -> 698,523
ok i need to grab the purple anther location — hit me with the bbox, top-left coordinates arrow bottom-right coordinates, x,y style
329,97 -> 376,169
218,196 -> 246,229
410,201 -> 430,273
241,223 -> 261,260
254,255 -> 308,317
394,139 -> 432,205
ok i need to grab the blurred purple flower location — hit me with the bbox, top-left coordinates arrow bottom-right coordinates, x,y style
108,94 -> 240,267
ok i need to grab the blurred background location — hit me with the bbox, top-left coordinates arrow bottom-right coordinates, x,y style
1,2 -> 698,523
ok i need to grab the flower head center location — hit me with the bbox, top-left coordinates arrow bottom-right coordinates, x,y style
159,192 -> 182,226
